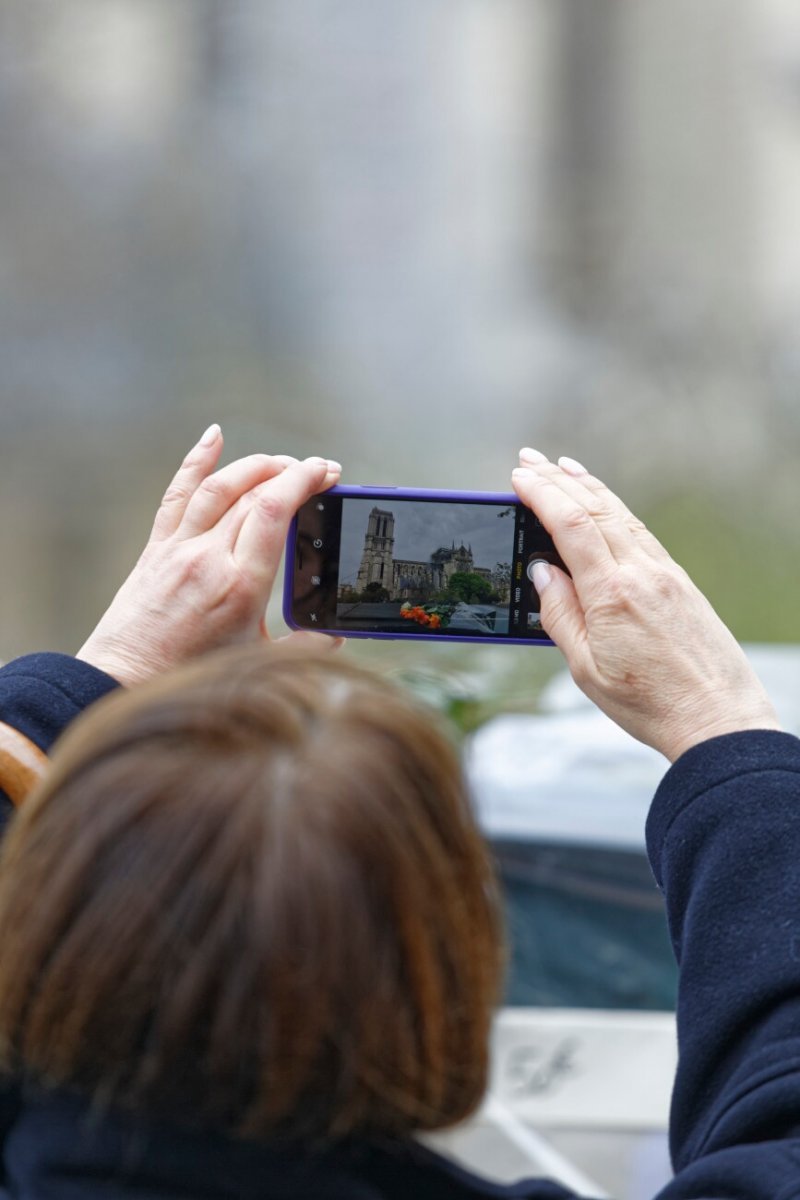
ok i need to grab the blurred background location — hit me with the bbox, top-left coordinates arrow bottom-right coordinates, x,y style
3,10 -> 799,1187
2,0 -> 800,660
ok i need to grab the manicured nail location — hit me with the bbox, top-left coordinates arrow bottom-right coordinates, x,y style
326,459 -> 342,473
558,455 -> 588,477
519,447 -> 548,465
511,467 -> 535,480
532,560 -> 553,591
200,423 -> 221,446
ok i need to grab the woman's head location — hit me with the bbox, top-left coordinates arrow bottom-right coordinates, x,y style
0,644 -> 503,1141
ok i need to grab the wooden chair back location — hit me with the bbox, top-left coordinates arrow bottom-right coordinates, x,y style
0,722 -> 48,807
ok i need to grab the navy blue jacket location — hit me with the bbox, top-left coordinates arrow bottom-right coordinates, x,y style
2,652 -> 800,1198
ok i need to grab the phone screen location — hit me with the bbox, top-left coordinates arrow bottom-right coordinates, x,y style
285,488 -> 564,643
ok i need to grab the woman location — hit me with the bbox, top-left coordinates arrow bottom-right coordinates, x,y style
0,432 -> 792,1199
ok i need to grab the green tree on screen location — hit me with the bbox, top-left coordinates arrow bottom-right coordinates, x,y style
446,572 -> 493,605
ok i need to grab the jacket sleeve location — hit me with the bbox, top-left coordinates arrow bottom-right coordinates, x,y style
0,652 -> 119,831
647,730 -> 800,1198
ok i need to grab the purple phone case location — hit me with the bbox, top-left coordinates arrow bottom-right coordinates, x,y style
283,484 -> 555,647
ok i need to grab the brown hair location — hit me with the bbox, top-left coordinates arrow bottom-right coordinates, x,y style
0,644 -> 503,1141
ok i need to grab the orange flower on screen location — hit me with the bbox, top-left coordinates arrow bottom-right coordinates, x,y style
428,614 -> 441,629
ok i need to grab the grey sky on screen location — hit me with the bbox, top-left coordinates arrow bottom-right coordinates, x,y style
338,498 -> 516,586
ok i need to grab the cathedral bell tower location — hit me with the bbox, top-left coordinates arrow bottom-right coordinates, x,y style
356,508 -> 395,593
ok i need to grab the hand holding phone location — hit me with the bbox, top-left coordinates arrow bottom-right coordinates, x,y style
511,450 -> 780,759
78,429 -> 342,685
284,486 -> 565,645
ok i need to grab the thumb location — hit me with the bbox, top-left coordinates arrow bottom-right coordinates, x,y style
275,630 -> 345,653
532,562 -> 588,666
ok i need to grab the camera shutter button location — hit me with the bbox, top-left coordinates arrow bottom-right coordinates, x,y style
527,559 -> 548,582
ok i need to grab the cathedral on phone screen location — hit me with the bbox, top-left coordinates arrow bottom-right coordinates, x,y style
287,490 -> 562,643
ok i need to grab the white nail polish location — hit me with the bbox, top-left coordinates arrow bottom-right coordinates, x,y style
558,456 -> 588,477
532,560 -> 553,591
200,423 -> 220,446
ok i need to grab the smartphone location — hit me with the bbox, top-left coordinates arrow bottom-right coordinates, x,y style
283,485 -> 564,645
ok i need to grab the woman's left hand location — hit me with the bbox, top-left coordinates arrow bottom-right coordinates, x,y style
77,425 -> 341,685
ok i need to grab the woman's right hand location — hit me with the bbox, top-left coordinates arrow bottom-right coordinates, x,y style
511,449 -> 780,762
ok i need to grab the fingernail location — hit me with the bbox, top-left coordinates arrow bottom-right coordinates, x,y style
519,447 -> 548,465
305,456 -> 328,467
200,423 -> 221,446
532,560 -> 553,591
558,455 -> 587,477
326,459 -> 342,473
512,467 -> 535,480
